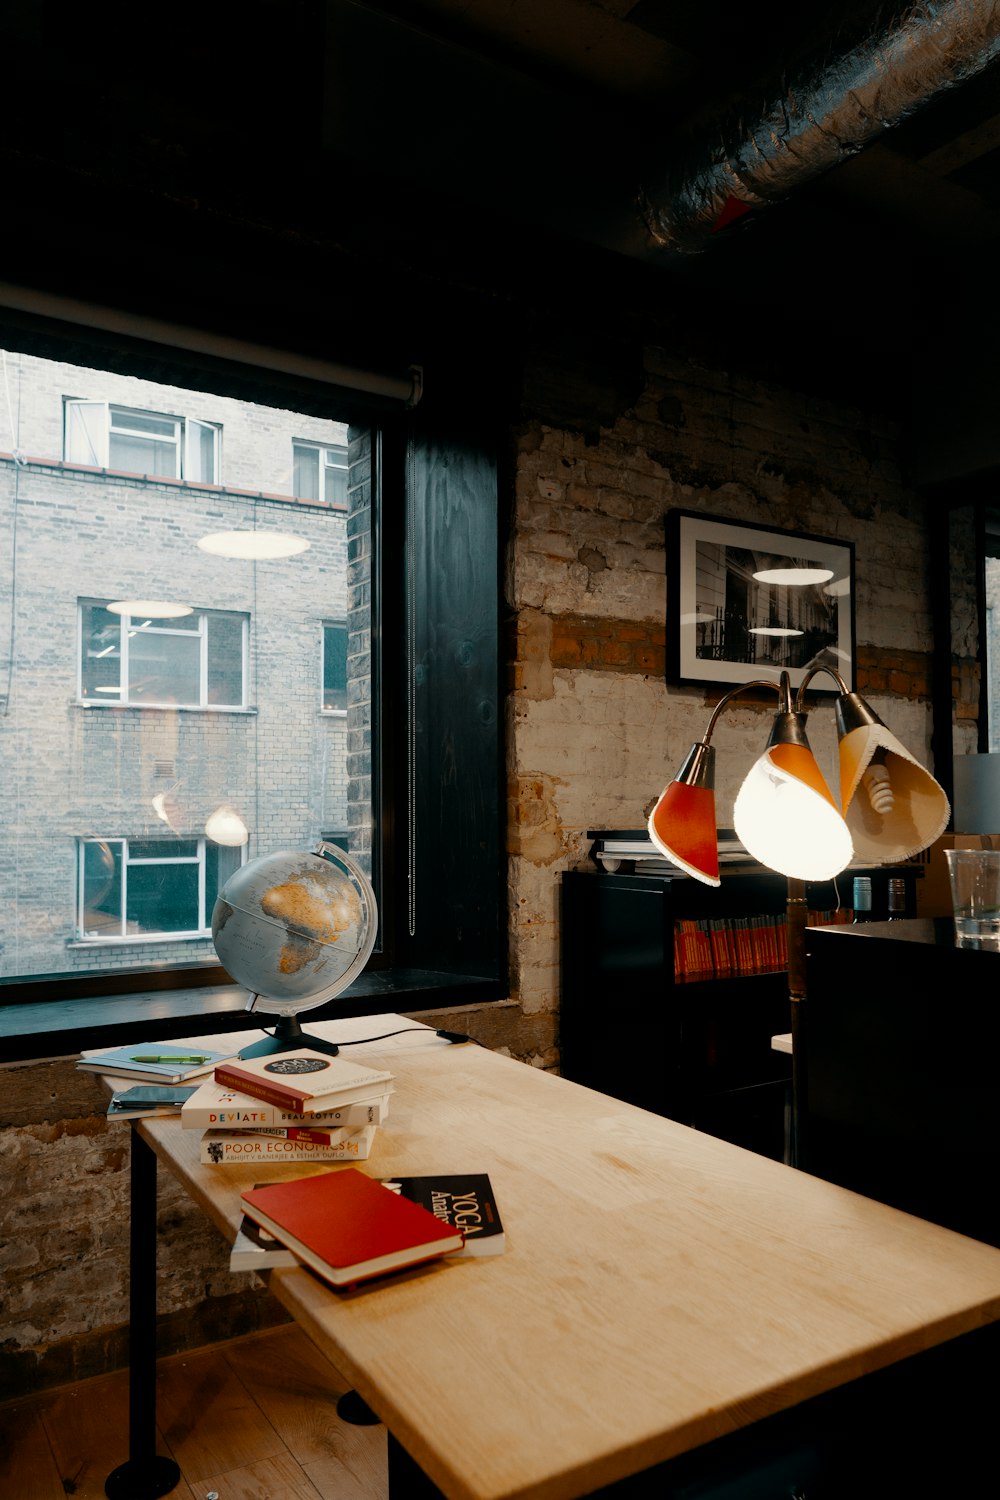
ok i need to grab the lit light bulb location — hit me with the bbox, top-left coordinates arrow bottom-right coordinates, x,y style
862,760 -> 894,816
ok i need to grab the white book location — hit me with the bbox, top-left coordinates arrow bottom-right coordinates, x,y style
200,1122 -> 377,1164
181,1077 -> 391,1131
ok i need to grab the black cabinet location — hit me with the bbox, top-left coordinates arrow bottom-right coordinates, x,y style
803,918 -> 1000,1246
559,869 -> 796,1158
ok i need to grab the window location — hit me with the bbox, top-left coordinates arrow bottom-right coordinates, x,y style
79,837 -> 244,941
322,621 -> 347,712
65,400 -> 220,482
293,440 -> 348,504
79,602 -> 247,708
985,511 -> 1000,753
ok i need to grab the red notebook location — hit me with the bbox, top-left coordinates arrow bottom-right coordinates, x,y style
239,1168 -> 465,1288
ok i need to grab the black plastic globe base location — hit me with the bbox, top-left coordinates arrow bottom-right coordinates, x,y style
238,1011 -> 340,1059
105,1455 -> 181,1499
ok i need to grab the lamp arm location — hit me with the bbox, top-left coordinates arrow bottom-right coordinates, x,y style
794,662 -> 851,710
702,675 -> 789,744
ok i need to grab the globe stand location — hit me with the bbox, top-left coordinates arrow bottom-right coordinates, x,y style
238,1009 -> 340,1059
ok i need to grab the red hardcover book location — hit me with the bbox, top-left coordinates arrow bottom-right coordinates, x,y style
239,1168 -> 465,1288
214,1050 -> 394,1114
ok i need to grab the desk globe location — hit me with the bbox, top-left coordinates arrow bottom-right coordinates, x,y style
212,841 -> 377,1059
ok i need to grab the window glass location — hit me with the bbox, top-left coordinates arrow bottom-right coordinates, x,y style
81,601 -> 123,699
985,513 -> 1000,753
323,621 -> 348,711
126,857 -> 200,934
206,614 -> 245,705
323,444 -> 348,505
3,349 -> 361,978
81,840 -> 123,937
109,408 -> 180,476
293,442 -> 320,500
128,625 -> 202,704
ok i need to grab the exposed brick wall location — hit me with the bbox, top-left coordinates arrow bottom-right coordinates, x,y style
505,340 -> 955,1025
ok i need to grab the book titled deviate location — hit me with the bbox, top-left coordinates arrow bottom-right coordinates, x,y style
239,1167 -> 464,1289
201,1123 -> 377,1164
214,1050 -> 394,1115
380,1174 -> 505,1257
181,1078 -> 391,1132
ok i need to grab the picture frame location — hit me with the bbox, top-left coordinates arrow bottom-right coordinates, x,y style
666,509 -> 855,693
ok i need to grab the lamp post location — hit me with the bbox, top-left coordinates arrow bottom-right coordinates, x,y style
648,664 -> 950,1165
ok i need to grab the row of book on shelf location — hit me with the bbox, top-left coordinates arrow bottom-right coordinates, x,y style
78,1039 -> 505,1285
673,907 -> 854,982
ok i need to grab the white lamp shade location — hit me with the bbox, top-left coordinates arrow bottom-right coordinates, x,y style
839,724 -> 950,863
734,746 -> 853,881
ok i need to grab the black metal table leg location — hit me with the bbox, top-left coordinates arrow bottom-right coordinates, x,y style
105,1126 -> 181,1499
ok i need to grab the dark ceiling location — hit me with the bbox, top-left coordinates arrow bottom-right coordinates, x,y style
322,1 -> 1000,284
2,1 -> 999,421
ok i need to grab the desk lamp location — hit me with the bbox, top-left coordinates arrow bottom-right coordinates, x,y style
648,665 -> 950,1161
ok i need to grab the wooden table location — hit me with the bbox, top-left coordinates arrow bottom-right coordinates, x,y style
103,1013 -> 1000,1499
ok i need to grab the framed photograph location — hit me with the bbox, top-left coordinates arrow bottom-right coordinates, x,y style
666,510 -> 855,692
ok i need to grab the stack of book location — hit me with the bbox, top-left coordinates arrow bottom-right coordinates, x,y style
182,1048 -> 395,1164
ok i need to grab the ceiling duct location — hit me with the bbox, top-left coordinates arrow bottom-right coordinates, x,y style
641,0 -> 1000,255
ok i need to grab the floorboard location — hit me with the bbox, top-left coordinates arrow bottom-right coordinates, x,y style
0,1326 -> 387,1500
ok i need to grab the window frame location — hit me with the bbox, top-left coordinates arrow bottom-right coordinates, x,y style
77,835 -> 245,943
64,399 -> 221,483
77,600 -> 249,710
293,438 -> 348,504
0,314 -> 505,1062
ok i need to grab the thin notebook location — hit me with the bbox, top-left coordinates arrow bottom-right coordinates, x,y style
239,1167 -> 464,1288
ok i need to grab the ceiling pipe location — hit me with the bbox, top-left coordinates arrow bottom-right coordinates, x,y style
640,0 -> 1000,255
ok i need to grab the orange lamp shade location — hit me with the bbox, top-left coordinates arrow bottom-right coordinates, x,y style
648,780 -> 720,886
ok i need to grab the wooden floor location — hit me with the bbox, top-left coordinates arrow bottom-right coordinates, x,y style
0,1324 -> 388,1500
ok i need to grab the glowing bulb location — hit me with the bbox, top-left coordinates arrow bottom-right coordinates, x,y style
734,749 -> 853,881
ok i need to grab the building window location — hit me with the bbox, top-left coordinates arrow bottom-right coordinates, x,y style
293,440 -> 348,504
79,601 -> 247,708
79,837 -> 244,941
985,511 -> 1000,754
322,621 -> 348,712
64,400 -> 220,482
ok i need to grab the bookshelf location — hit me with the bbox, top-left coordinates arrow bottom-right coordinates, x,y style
558,864 -> 917,1161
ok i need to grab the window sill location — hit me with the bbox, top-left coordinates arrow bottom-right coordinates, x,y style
66,935 -> 212,949
0,969 -> 506,1063
74,701 -> 258,715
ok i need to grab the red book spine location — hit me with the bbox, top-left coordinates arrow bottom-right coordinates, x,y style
261,1126 -> 342,1145
214,1064 -> 310,1112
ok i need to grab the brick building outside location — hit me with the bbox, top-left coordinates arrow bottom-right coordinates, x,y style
0,352 -> 353,979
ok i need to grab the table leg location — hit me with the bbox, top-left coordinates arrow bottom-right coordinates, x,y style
387,1433 -> 446,1498
104,1126 -> 181,1500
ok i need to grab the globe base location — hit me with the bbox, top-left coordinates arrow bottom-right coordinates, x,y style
239,1011 -> 341,1059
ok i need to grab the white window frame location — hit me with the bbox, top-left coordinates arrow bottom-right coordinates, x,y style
293,439 -> 348,504
78,601 -> 249,710
77,836 -> 246,942
321,619 -> 348,715
64,399 -> 221,483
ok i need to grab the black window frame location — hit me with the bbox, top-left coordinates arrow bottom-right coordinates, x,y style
0,311 -> 506,1062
